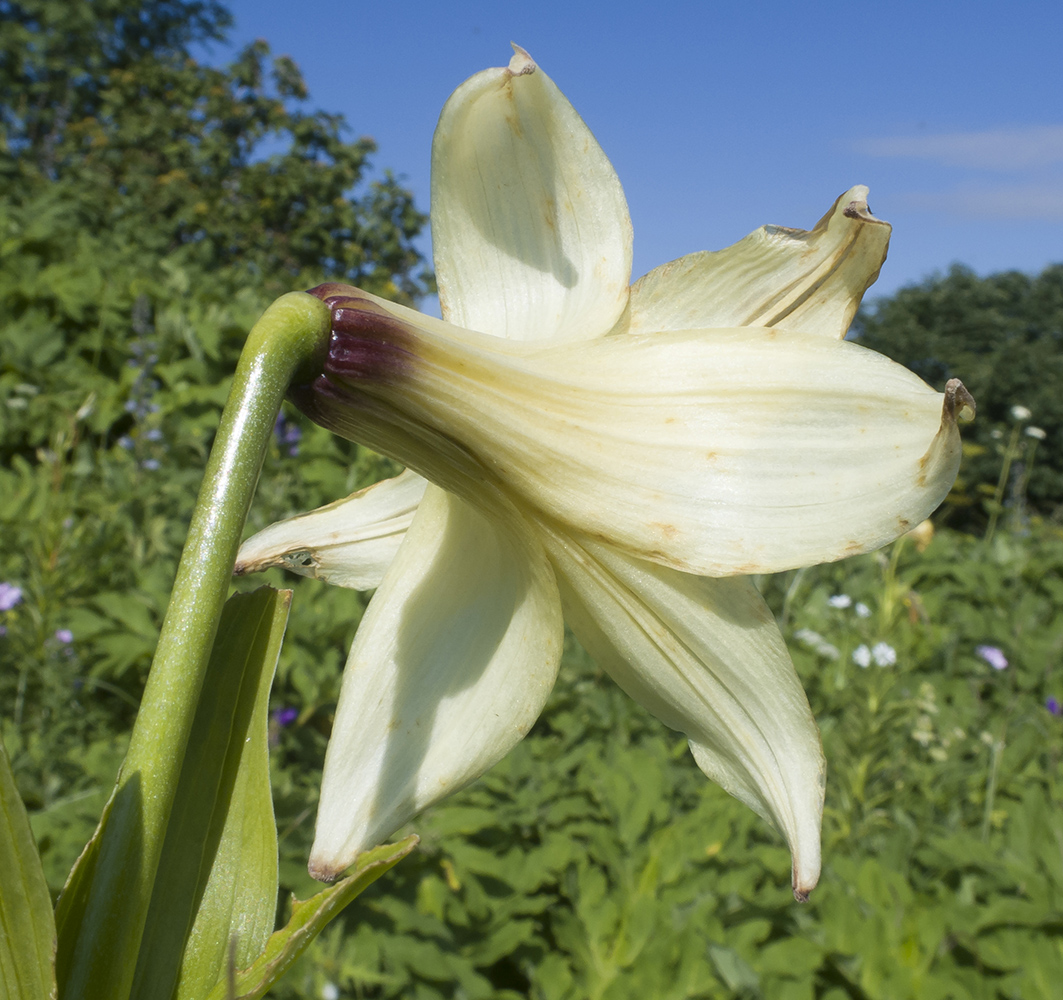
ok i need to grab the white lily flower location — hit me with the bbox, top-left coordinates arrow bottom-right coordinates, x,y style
236,47 -> 973,900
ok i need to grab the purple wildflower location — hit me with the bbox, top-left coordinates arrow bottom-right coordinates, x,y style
0,582 -> 22,611
274,412 -> 303,457
1047,697 -> 1062,716
55,628 -> 74,644
975,645 -> 1009,671
273,707 -> 298,727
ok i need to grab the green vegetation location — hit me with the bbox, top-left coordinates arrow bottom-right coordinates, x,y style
854,265 -> 1063,529
2,2 -> 1062,998
233,529 -> 1063,1000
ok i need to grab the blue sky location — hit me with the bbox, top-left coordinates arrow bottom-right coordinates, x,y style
211,0 -> 1062,305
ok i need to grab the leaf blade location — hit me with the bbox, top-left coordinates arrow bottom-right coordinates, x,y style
131,587 -> 289,1000
0,737 -> 57,1000
205,837 -> 418,1000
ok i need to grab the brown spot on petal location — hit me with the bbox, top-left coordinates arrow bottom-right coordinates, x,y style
542,196 -> 557,231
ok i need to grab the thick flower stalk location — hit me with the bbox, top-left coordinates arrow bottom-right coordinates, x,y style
237,46 -> 973,899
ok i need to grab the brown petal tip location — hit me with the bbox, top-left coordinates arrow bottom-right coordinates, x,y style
232,555 -> 281,577
944,378 -> 976,423
508,44 -> 537,76
842,198 -> 878,225
792,859 -> 818,902
308,859 -> 344,884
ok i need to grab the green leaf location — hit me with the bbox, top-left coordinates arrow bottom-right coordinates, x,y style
0,737 -> 57,1000
706,942 -> 761,997
54,588 -> 290,1000
204,836 -> 418,1000
53,790 -> 115,991
131,588 -> 291,1000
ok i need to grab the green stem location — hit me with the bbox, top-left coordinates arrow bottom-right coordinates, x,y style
981,734 -> 1005,842
1012,438 -> 1039,528
58,292 -> 331,1000
878,535 -> 906,633
985,425 -> 1021,544
779,566 -> 807,628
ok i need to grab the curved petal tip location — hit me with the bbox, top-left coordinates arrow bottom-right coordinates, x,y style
508,43 -> 536,75
308,856 -> 345,883
839,185 -> 888,227
792,863 -> 819,903
788,792 -> 822,902
944,378 -> 976,422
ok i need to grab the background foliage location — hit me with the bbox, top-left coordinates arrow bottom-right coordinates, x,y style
2,3 -> 1062,999
853,265 -> 1063,529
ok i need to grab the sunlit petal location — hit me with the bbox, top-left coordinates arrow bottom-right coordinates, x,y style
308,485 -> 563,880
431,45 -> 632,342
617,186 -> 890,340
234,470 -> 426,591
298,291 -> 973,577
542,526 -> 824,898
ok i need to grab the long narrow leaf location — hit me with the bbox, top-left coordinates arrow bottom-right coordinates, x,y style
0,737 -> 57,1000
52,787 -> 113,994
205,836 -> 419,1000
131,588 -> 290,1000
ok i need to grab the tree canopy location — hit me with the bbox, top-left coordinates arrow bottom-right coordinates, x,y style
1,0 -> 429,488
1,0 -> 428,296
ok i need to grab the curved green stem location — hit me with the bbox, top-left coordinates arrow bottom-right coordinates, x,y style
58,292 -> 331,1000
985,424 -> 1021,544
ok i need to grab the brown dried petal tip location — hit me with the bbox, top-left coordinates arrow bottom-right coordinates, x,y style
792,859 -> 816,903
944,378 -> 976,423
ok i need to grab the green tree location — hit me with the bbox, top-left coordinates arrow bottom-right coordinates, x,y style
1,0 -> 428,298
1,0 -> 429,459
0,0 -> 424,827
853,264 -> 1063,526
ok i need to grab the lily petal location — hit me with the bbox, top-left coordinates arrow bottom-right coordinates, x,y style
618,186 -> 890,340
542,527 -> 824,899
431,45 -> 632,342
309,484 -> 564,880
234,470 -> 426,590
299,291 -> 974,577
